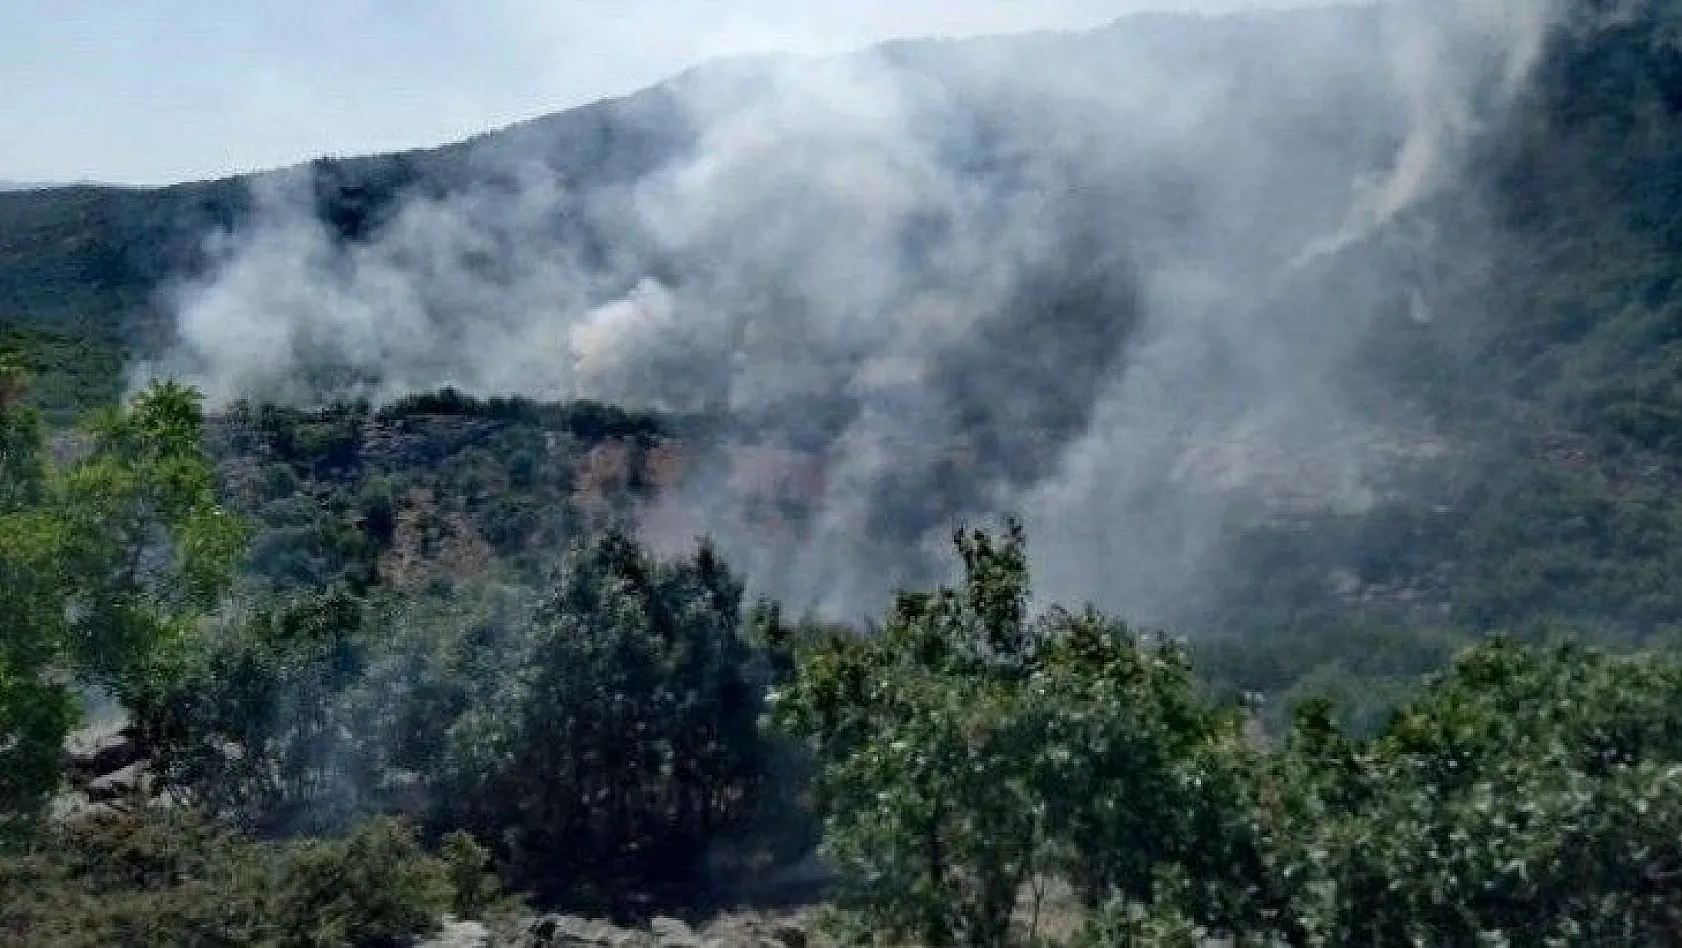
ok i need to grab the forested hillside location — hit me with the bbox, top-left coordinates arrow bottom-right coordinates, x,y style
1197,0 -> 1682,702
5,0 -> 1682,944
3,2 -> 1680,645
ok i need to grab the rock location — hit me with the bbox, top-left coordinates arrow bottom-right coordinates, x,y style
86,762 -> 149,801
523,915 -> 652,948
649,916 -> 707,948
518,912 -> 806,948
420,918 -> 492,948
650,917 -> 694,940
64,727 -> 141,783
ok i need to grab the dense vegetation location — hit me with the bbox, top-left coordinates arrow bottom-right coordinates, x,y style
1,366 -> 1682,943
0,370 -> 243,834
776,525 -> 1682,945
1,812 -> 465,946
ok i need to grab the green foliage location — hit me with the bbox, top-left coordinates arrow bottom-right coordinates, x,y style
273,816 -> 453,948
1200,641 -> 1682,945
440,830 -> 503,920
443,531 -> 777,903
213,392 -> 673,597
0,374 -> 242,833
61,380 -> 248,686
0,809 -> 453,947
378,387 -> 672,442
779,522 -> 1682,945
0,328 -> 123,423
6,7 -> 1682,939
137,590 -> 386,836
0,808 -> 277,945
1071,886 -> 1205,948
141,529 -> 790,906
1194,620 -> 1467,736
774,523 -> 1241,946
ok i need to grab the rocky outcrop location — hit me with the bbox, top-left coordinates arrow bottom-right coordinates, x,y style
85,761 -> 152,802
63,724 -> 142,785
56,719 -> 161,821
420,919 -> 494,948
515,912 -> 811,948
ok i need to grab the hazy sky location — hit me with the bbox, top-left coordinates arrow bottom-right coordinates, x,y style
0,1 -> 1323,186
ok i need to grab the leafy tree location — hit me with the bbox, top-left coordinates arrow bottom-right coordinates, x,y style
442,530 -> 773,902
440,830 -> 503,920
141,590 -> 387,837
0,372 -> 243,834
1216,640 -> 1682,945
143,528 -> 791,905
773,522 -> 1241,946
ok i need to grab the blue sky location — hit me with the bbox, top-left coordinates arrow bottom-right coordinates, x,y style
0,0 -> 1310,185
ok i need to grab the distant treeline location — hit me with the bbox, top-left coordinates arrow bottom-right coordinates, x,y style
377,387 -> 675,442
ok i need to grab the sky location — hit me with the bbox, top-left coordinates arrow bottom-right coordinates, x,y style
0,0 -> 1315,186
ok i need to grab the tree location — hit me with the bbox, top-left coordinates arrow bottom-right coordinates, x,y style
0,373 -> 243,834
142,590 -> 386,837
441,530 -> 774,903
1221,640 -> 1682,945
772,522 -> 1240,947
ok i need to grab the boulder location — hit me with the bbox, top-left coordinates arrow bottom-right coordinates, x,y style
769,922 -> 807,948
650,917 -> 704,948
522,915 -> 653,948
64,727 -> 141,783
419,918 -> 492,948
85,762 -> 150,801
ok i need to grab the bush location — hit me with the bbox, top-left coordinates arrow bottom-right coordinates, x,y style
0,810 -> 454,947
1202,641 -> 1682,944
440,830 -> 502,920
274,816 -> 453,947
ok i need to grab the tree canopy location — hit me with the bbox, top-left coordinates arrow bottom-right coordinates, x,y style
0,371 -> 242,832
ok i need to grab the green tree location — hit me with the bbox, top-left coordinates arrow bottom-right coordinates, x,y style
442,530 -> 773,902
1223,640 -> 1682,945
142,590 -> 386,837
0,373 -> 243,834
773,523 -> 1239,947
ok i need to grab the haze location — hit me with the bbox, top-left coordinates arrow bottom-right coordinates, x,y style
3,0 -> 1328,186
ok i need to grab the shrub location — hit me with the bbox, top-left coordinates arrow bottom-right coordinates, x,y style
0,810 -> 453,947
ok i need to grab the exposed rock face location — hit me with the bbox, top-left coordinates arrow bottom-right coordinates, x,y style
55,717 -> 167,822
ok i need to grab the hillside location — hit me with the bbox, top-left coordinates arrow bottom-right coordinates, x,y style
2,0 -> 1680,646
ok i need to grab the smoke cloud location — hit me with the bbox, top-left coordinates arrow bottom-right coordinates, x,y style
143,0 -> 1565,626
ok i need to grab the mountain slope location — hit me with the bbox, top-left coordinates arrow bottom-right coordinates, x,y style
4,1 -> 1682,641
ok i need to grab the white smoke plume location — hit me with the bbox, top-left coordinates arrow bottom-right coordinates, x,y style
1299,0 -> 1565,260
143,0 -> 1567,625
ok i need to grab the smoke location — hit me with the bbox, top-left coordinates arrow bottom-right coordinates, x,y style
142,0 -> 1566,626
1301,0 -> 1564,259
